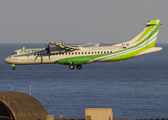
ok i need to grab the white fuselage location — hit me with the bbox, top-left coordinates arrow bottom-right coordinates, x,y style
4,45 -> 121,65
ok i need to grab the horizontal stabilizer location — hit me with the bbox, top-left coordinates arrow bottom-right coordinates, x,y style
146,23 -> 157,26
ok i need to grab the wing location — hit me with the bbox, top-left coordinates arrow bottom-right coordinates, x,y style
48,41 -> 100,51
48,41 -> 80,50
75,43 -> 100,47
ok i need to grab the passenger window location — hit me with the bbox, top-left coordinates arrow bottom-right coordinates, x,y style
107,51 -> 109,53
14,52 -> 17,55
82,52 -> 83,54
78,52 -> 80,54
110,51 -> 112,53
72,53 -> 74,55
85,52 -> 87,54
104,51 -> 106,53
69,53 -> 71,55
88,52 -> 90,54
75,52 -> 77,55
95,52 -> 97,54
92,52 -> 93,54
98,52 -> 100,54
101,51 -> 103,54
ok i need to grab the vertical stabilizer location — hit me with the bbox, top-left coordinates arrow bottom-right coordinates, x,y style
113,19 -> 161,48
130,19 -> 161,47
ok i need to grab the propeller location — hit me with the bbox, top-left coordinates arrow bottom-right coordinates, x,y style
34,53 -> 43,63
45,42 -> 51,60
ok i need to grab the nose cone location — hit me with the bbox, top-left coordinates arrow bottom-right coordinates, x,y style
4,57 -> 8,63
4,57 -> 11,64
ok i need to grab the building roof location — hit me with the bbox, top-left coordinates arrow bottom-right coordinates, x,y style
0,92 -> 48,120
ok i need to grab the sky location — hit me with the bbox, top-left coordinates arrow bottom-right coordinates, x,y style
0,0 -> 167,44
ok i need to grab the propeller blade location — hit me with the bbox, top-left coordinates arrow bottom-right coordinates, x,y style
34,55 -> 38,62
45,42 -> 51,60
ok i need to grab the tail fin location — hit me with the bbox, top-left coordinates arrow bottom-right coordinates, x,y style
131,19 -> 161,47
113,19 -> 161,47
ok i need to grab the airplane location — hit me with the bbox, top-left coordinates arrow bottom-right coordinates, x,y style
4,19 -> 162,70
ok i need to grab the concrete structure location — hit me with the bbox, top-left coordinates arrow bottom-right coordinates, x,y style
85,108 -> 113,120
0,92 -> 48,120
46,115 -> 54,120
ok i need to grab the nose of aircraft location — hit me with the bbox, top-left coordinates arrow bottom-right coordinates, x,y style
4,57 -> 10,63
4,57 -> 8,63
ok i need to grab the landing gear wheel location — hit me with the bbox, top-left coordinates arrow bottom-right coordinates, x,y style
12,67 -> 16,70
76,65 -> 82,70
69,64 -> 75,70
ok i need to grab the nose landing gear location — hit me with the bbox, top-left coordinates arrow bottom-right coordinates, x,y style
11,64 -> 16,70
12,67 -> 16,70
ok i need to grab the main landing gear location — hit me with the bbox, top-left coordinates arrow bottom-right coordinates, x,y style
69,64 -> 75,70
76,65 -> 82,70
69,64 -> 82,70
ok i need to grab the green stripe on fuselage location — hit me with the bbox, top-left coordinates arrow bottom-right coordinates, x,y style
57,53 -> 115,65
104,40 -> 156,62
